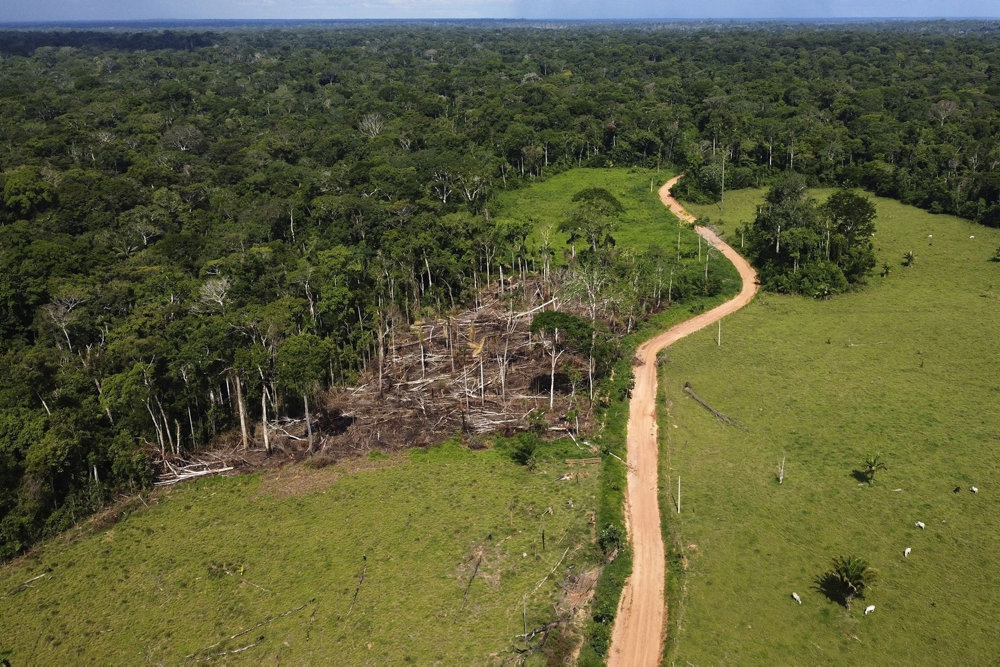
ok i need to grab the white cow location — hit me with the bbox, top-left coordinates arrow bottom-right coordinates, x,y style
864,605 -> 876,615
915,521 -> 925,529
904,547 -> 911,557
791,592 -> 802,605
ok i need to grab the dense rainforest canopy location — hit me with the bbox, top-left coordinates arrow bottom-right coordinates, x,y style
2,20 -> 1000,558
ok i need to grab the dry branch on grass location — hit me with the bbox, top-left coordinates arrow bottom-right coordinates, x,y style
2,572 -> 50,599
462,555 -> 483,608
346,560 -> 367,616
683,381 -> 735,425
531,547 -> 571,595
182,599 -> 313,663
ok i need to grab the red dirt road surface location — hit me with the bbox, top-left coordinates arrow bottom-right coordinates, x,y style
606,177 -> 758,666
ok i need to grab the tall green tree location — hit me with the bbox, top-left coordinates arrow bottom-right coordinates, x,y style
559,187 -> 623,258
276,333 -> 331,453
820,190 -> 878,283
2,166 -> 54,220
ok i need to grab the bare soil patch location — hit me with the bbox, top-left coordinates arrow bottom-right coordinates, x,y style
256,452 -> 408,499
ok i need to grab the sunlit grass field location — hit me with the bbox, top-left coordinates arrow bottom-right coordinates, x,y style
0,443 -> 599,664
496,168 -> 675,251
663,189 -> 1000,662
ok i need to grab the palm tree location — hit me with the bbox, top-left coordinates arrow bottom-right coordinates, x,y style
864,452 -> 887,484
902,250 -> 915,267
817,555 -> 878,609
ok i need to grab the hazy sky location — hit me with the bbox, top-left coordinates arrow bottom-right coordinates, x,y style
2,0 -> 998,22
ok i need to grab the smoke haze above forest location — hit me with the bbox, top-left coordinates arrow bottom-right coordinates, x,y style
2,0 -> 998,22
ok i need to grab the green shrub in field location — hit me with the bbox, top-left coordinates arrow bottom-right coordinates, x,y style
599,522 -> 625,556
862,452 -> 888,484
510,433 -> 539,469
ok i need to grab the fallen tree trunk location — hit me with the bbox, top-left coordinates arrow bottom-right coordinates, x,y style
183,599 -> 313,662
155,464 -> 235,486
2,572 -> 50,599
462,555 -> 483,607
683,382 -> 734,425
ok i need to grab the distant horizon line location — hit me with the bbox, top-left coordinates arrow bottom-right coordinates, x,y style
2,17 -> 999,26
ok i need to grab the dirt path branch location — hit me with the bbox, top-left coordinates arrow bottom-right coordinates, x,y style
607,176 -> 758,666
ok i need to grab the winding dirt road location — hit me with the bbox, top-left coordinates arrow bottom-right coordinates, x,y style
606,177 -> 759,666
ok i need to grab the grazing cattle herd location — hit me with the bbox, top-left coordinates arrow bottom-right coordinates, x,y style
790,485 -> 983,612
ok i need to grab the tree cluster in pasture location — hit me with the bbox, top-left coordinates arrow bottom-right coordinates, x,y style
742,175 -> 878,296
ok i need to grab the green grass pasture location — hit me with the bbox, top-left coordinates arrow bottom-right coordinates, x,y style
663,190 -> 1000,662
0,442 -> 599,664
683,189 -> 763,242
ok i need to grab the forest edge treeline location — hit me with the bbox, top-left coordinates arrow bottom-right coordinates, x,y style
2,21 -> 999,562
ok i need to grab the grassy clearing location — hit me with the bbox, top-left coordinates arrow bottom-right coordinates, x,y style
497,169 -> 675,252
683,189 -> 761,242
0,442 -> 600,664
663,189 -> 1000,662
496,167 -> 738,284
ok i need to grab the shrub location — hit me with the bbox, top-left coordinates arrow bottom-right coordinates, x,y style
815,554 -> 878,609
510,433 -> 539,469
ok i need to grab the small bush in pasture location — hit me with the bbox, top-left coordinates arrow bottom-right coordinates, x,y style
598,522 -> 625,555
510,433 -> 539,469
863,452 -> 888,484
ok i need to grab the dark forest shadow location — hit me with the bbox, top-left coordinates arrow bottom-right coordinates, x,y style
317,409 -> 356,435
530,372 -> 571,395
814,572 -> 850,607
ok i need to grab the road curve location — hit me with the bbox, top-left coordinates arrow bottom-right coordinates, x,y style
606,177 -> 758,666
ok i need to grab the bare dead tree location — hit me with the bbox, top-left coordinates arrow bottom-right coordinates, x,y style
43,292 -> 87,353
199,277 -> 230,313
358,112 -> 384,138
930,99 -> 959,127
